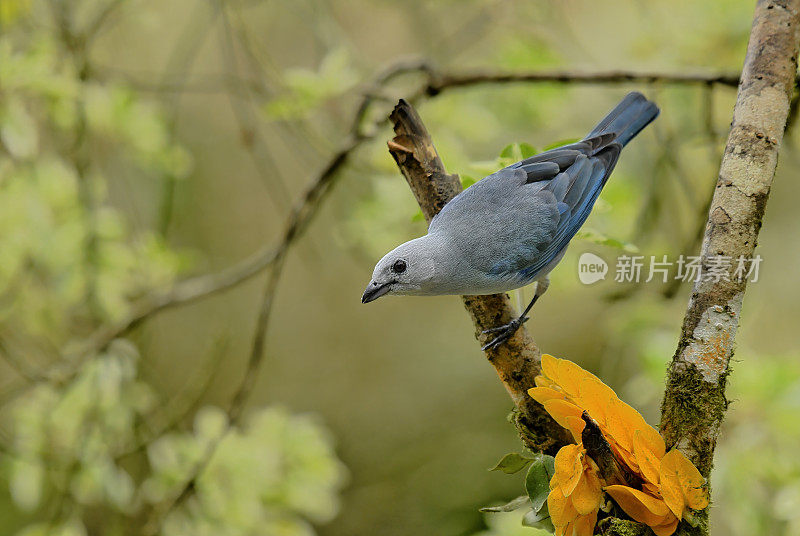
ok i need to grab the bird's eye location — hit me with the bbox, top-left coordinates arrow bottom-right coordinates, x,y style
392,259 -> 407,274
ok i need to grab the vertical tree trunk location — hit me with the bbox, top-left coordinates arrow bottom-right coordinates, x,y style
660,1 -> 800,534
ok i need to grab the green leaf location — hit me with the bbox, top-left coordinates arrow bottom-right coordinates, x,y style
543,138 -> 580,151
1,97 -> 38,158
522,505 -> 555,532
519,142 -> 538,159
479,495 -> 531,513
461,175 -> 477,189
496,142 -> 538,170
498,142 -> 537,168
194,405 -> 229,440
576,229 -> 639,253
263,47 -> 357,119
10,459 -> 44,511
499,143 -> 520,160
525,454 -> 555,512
411,210 -> 425,222
0,0 -> 33,26
15,520 -> 88,536
489,452 -> 535,474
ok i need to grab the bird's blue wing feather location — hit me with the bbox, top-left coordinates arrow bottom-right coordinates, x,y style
426,92 -> 656,282
518,144 -> 621,280
427,146 -> 620,279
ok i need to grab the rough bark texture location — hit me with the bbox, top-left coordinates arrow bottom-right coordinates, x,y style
387,100 -> 572,454
660,1 -> 800,534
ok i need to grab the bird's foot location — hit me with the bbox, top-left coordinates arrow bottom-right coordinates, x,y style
481,316 -> 529,351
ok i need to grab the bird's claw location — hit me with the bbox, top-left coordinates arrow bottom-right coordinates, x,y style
481,316 -> 529,351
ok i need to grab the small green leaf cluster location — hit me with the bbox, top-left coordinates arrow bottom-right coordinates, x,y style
263,48 -> 359,120
6,340 -> 347,536
8,340 -> 157,525
0,10 -> 348,536
481,451 -> 556,533
0,30 -> 191,342
145,406 -> 348,536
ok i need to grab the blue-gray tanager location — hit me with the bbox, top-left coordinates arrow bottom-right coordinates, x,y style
362,92 -> 659,349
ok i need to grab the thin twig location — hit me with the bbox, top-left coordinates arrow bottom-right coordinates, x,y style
117,337 -> 230,461
423,69 -> 744,95
155,3 -> 219,235
215,0 -> 293,210
0,337 -> 39,382
83,0 -> 128,44
109,67 -> 748,97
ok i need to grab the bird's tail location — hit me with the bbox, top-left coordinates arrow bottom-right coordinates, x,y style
587,92 -> 659,147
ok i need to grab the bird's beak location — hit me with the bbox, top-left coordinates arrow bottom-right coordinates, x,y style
361,280 -> 393,303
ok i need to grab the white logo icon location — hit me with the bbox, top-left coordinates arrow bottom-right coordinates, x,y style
578,252 -> 608,285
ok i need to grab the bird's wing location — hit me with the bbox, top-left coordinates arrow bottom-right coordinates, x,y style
428,139 -> 621,278
428,92 -> 658,280
516,144 -> 621,279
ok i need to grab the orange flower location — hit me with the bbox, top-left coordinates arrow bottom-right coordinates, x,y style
548,443 -> 603,536
529,355 -> 709,536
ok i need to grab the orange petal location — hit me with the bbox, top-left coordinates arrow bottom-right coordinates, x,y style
659,467 -> 685,519
555,444 -> 584,495
583,459 -> 603,491
685,486 -> 709,511
543,399 -> 584,434
635,421 -> 666,460
541,354 -> 559,382
605,485 -> 672,527
571,470 -> 603,515
604,398 -> 649,454
565,415 -> 586,443
575,377 -> 617,424
548,487 -> 578,527
571,510 -> 598,536
528,386 -> 568,405
609,442 -> 639,474
553,356 -> 586,397
651,516 -> 680,536
643,481 -> 662,497
633,429 -> 662,486
660,449 -> 708,511
535,375 -> 558,389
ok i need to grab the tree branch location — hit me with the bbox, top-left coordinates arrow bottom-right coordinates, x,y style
114,67 -> 748,97
660,1 -> 800,534
387,100 -> 572,454
424,69 -> 743,94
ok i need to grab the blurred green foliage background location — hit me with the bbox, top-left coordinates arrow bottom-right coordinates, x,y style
1,1 -> 799,535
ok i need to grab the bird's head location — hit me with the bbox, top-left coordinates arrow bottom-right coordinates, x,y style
361,237 -> 438,303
